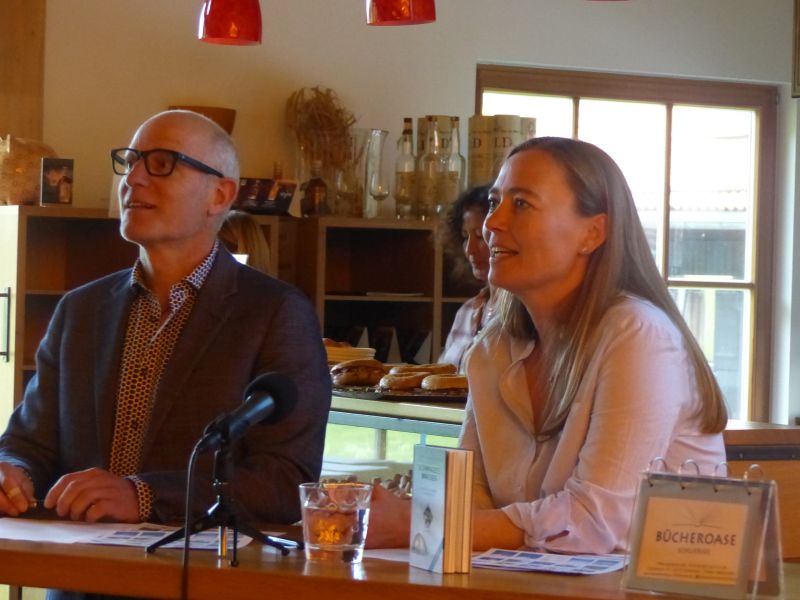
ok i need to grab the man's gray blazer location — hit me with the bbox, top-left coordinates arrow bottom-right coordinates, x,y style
0,248 -> 331,524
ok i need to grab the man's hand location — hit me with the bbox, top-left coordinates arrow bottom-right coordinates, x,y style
0,462 -> 36,517
44,467 -> 140,523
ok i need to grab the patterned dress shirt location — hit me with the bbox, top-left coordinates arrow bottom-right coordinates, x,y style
110,242 -> 219,520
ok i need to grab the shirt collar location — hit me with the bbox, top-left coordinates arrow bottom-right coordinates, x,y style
130,241 -> 220,293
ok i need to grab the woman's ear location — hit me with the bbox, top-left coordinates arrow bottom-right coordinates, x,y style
582,213 -> 608,253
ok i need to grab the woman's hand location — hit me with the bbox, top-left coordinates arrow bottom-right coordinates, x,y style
365,484 -> 411,548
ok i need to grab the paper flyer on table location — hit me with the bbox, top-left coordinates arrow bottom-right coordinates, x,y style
0,518 -> 251,550
473,548 -> 628,575
86,526 -> 253,550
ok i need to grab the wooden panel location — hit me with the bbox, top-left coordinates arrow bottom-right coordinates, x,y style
728,459 -> 800,559
724,420 -> 800,447
0,0 -> 46,139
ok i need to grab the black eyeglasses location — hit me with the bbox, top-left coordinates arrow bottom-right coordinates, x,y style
110,147 -> 224,178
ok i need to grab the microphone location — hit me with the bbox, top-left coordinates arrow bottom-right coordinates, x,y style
196,372 -> 298,453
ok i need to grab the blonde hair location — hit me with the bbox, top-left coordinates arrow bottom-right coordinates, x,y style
219,210 -> 272,275
497,137 -> 727,438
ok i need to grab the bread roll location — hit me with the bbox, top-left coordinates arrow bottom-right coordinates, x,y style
330,358 -> 386,386
421,374 -> 468,391
388,363 -> 457,376
378,371 -> 431,391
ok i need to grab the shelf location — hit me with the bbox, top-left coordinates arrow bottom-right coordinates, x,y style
324,295 -> 432,303
0,206 -> 139,407
442,296 -> 474,304
317,216 -> 437,232
26,290 -> 66,297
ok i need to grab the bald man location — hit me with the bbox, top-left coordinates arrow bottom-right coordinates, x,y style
0,111 -> 330,529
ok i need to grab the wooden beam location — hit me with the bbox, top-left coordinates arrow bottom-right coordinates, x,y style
0,0 -> 45,139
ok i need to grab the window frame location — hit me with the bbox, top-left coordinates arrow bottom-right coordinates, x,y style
475,64 -> 778,421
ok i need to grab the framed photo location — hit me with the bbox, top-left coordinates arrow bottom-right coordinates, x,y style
794,0 -> 800,97
41,158 -> 74,205
233,177 -> 296,215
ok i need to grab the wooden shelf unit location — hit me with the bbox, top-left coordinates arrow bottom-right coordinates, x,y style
0,206 -> 288,414
0,210 -> 472,420
292,217 -> 478,363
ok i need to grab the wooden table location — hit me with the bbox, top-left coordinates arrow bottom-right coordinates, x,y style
0,536 -> 797,600
329,399 -> 800,557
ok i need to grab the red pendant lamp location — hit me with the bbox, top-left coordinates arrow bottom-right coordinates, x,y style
198,0 -> 262,45
366,0 -> 436,26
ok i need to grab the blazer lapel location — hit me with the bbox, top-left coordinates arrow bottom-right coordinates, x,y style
140,250 -> 238,458
94,273 -> 135,465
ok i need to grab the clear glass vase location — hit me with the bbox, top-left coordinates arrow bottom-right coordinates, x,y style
363,129 -> 388,219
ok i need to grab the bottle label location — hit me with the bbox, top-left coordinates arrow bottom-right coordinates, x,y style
418,175 -> 438,209
439,171 -> 460,205
394,171 -> 416,201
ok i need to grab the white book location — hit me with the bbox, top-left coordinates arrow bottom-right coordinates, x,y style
409,444 -> 473,573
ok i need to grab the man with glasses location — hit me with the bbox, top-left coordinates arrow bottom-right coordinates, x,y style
0,110 -> 331,530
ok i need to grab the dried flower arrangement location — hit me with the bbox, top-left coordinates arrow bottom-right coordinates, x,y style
285,86 -> 356,171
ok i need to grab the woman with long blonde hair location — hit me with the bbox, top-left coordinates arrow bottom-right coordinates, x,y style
218,210 -> 272,275
367,137 -> 727,554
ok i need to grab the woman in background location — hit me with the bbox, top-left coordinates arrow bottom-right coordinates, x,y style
438,184 -> 497,373
219,210 -> 272,275
367,137 -> 727,554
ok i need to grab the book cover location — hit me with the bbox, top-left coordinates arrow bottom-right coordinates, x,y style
409,444 -> 473,573
41,158 -> 74,205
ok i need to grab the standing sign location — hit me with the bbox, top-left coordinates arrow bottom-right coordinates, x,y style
624,463 -> 782,599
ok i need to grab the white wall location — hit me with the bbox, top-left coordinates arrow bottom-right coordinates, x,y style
42,0 -> 799,421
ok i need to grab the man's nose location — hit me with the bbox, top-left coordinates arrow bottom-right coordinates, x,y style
123,158 -> 149,186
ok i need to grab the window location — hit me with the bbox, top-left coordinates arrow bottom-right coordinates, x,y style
476,66 -> 778,420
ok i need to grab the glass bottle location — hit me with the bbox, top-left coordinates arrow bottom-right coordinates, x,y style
416,115 -> 442,220
302,159 -> 328,217
394,117 -> 416,219
440,116 -> 466,213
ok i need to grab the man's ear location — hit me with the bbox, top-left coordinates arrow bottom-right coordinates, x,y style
583,213 -> 608,253
208,178 -> 239,217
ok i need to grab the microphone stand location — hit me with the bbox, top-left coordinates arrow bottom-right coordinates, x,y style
146,441 -> 301,563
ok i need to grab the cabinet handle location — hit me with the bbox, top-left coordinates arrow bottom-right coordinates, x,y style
0,287 -> 10,363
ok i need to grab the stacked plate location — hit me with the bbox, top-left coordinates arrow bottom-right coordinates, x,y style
326,346 -> 376,366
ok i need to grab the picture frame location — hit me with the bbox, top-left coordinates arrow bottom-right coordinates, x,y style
794,0 -> 800,97
40,158 -> 74,205
233,177 -> 296,215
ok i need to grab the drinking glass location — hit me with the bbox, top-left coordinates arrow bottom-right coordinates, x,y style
300,482 -> 372,563
368,168 -> 390,215
299,482 -> 373,563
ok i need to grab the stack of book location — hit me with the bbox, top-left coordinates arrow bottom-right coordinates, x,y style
408,444 -> 474,573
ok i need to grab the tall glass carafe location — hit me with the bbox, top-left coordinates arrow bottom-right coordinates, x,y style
334,129 -> 369,217
363,129 -> 388,219
333,129 -> 369,217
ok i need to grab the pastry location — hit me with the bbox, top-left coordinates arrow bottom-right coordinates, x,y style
330,358 -> 386,386
420,374 -> 468,391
